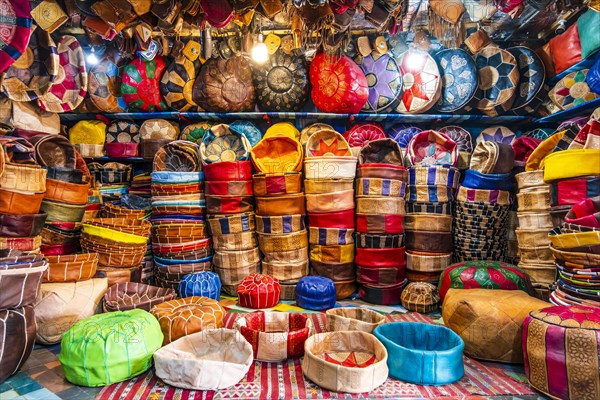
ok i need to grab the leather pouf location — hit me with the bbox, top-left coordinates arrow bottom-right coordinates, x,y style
442,289 -> 551,363
103,282 -> 177,312
193,56 -> 255,112
150,296 -> 225,344
234,311 -> 313,361
34,278 -> 108,345
523,305 -> 600,400
295,276 -> 336,310
439,261 -> 534,302
309,52 -> 368,114
237,273 -> 281,309
401,282 -> 440,313
433,48 -> 478,113
355,51 -> 403,113
121,56 -> 168,112
160,54 -> 200,112
0,306 -> 36,382
253,51 -> 309,112
474,46 -> 519,117
58,309 -> 163,387
178,271 -> 221,300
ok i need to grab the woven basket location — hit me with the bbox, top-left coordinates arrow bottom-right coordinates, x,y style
517,262 -> 556,285
257,230 -> 308,252
406,251 -> 452,273
515,170 -> 545,190
212,247 -> 262,269
212,232 -> 258,251
103,203 -> 148,220
517,212 -> 553,230
404,214 -> 452,233
518,245 -> 554,263
0,163 -> 47,193
356,196 -> 405,215
304,178 -> 354,194
515,229 -> 552,246
262,259 -> 309,281
87,218 -> 152,237
517,189 -> 551,212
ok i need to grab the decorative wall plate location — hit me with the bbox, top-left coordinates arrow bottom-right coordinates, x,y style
474,46 -> 519,117
253,51 -> 309,112
396,49 -> 441,114
37,35 -> 88,113
355,51 -> 403,113
2,28 -> 58,102
433,48 -> 478,113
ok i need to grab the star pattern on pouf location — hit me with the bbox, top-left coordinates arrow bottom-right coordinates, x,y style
324,352 -> 376,368
399,52 -> 439,111
480,52 -> 517,101
359,53 -> 402,112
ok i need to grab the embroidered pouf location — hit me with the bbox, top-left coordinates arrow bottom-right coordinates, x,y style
400,282 -> 440,313
58,309 -> 163,387
374,322 -> 464,385
523,305 -> 600,400
438,261 -> 534,302
178,271 -> 221,300
443,289 -> 551,364
234,311 -> 313,361
150,296 -> 225,344
302,331 -> 389,393
154,328 -> 253,390
295,276 -> 336,310
237,273 -> 281,309
325,307 -> 386,333
103,283 -> 177,312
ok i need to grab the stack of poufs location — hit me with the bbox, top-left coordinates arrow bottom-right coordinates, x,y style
251,132 -> 307,300
453,139 -> 515,261
34,250 -> 107,345
304,129 -> 357,300
80,218 -> 150,286
543,132 -> 600,306
32,135 -> 91,256
0,137 -> 47,255
201,124 -> 259,296
354,139 -> 407,305
150,141 -> 211,290
514,169 -> 555,298
0,254 -> 48,381
404,131 -> 459,285
129,172 -> 152,197
522,305 -> 600,400
548,197 -> 600,307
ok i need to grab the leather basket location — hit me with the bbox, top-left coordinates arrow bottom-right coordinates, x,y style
304,178 -> 353,194
255,193 -> 306,216
43,253 -> 98,283
105,142 -> 139,158
0,189 -> 44,215
44,179 -> 90,205
0,163 -> 47,193
0,212 -> 47,238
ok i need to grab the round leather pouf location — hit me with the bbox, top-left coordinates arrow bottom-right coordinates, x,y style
438,261 -> 534,302
150,296 -> 225,344
58,309 -> 163,387
296,276 -> 336,310
523,305 -> 600,400
0,306 -> 36,382
400,282 -> 440,313
237,273 -> 281,309
178,271 -> 221,300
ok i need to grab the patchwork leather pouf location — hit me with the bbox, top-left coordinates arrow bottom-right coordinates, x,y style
523,305 -> 600,400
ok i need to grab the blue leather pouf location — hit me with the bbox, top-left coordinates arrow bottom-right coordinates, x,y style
374,322 -> 465,385
178,271 -> 221,300
296,276 -> 336,310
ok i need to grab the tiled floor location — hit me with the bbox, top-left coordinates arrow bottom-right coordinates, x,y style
1,345 -> 100,400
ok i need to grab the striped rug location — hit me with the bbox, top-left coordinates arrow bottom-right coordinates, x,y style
98,312 -> 537,400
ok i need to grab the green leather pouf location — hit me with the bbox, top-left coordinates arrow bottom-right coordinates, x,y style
58,309 -> 163,387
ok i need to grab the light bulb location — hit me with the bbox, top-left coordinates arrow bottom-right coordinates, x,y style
86,51 -> 98,65
251,34 -> 269,64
